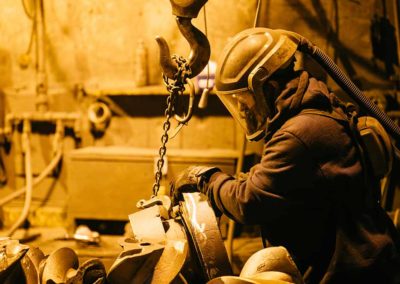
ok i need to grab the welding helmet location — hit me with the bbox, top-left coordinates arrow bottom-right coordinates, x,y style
215,28 -> 298,141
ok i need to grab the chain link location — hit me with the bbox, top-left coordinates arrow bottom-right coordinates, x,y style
152,55 -> 191,196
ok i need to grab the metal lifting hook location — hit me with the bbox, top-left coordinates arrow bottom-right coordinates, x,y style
153,0 -> 210,195
155,0 -> 210,139
156,17 -> 210,80
156,0 -> 210,80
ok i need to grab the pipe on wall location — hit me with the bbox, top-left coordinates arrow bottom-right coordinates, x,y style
4,120 -> 33,237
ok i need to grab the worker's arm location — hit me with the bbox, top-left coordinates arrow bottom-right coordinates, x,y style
205,129 -> 318,224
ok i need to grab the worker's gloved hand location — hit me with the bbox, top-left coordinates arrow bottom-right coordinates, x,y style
170,166 -> 221,204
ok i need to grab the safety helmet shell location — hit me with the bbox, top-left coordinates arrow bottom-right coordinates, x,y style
215,28 -> 299,141
216,28 -> 298,94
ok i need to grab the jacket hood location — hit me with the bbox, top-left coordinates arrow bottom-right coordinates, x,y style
265,71 -> 340,140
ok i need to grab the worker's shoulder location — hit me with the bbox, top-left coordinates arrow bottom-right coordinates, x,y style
281,111 -> 341,130
278,112 -> 345,142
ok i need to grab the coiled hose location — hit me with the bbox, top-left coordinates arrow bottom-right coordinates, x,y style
298,37 -> 400,146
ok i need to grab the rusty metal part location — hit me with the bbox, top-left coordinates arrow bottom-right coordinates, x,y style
126,202 -> 189,283
0,240 -> 29,283
240,247 -> 303,284
136,197 -> 164,209
129,205 -> 167,242
87,101 -> 112,133
65,258 -> 106,284
55,226 -> 101,246
156,16 -> 210,79
207,246 -> 304,284
180,192 -> 232,281
20,247 -> 46,284
122,193 -> 233,282
41,247 -> 79,283
107,241 -> 164,284
151,219 -> 188,284
207,274 -> 298,284
136,195 -> 172,214
112,220 -> 188,284
73,225 -> 101,246
0,252 -> 28,283
169,0 -> 208,18
207,276 -> 259,284
174,78 -> 195,124
0,244 -> 106,284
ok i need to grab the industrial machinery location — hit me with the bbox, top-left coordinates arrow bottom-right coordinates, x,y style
0,0 -> 400,283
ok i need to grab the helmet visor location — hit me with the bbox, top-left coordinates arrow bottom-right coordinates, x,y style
217,89 -> 268,140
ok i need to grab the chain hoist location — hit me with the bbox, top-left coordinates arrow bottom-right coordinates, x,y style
152,56 -> 192,196
153,0 -> 211,197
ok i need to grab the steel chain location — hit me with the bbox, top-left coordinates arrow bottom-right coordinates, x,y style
152,55 -> 191,196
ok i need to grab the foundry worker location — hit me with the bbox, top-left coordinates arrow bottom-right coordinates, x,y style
171,28 -> 400,283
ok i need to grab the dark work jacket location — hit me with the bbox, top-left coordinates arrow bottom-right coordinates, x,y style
205,71 -> 400,283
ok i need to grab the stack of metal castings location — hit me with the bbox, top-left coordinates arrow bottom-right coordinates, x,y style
0,193 -> 231,283
108,193 -> 304,284
0,193 -> 304,284
0,238 -> 106,284
106,193 -> 232,284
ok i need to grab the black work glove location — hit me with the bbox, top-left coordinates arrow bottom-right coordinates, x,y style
170,165 -> 221,204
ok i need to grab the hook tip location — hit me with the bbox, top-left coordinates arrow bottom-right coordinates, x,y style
155,36 -> 178,79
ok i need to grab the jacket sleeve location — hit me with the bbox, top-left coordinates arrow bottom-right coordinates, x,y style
205,130 -> 318,224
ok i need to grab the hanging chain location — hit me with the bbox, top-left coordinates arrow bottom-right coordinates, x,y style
152,55 -> 192,196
